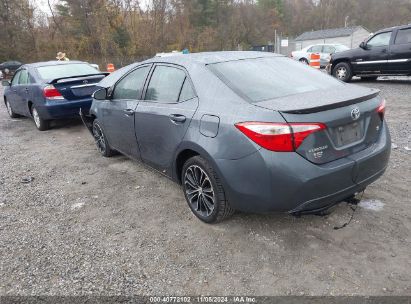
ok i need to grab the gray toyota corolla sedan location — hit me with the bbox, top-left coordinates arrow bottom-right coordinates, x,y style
80,51 -> 390,223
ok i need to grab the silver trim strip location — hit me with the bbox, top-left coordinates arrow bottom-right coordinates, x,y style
71,84 -> 96,89
353,59 -> 410,65
388,59 -> 410,63
353,60 -> 388,65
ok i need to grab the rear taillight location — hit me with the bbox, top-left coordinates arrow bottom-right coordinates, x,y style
43,85 -> 64,100
377,99 -> 386,120
235,122 -> 326,152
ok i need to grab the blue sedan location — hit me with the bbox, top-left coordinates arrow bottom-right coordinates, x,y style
2,61 -> 108,130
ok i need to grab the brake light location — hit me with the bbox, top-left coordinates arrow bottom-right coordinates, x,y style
235,122 -> 326,152
43,85 -> 64,100
377,99 -> 386,120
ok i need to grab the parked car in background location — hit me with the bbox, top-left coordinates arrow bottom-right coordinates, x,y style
81,52 -> 390,223
2,61 -> 108,130
291,44 -> 350,67
329,24 -> 411,82
0,60 -> 22,77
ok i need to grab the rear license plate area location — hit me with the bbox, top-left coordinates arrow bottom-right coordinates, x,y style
333,122 -> 363,147
72,86 -> 96,97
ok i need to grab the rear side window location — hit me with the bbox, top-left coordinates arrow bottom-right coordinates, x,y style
113,66 -> 150,100
179,78 -> 196,102
309,45 -> 323,53
145,66 -> 186,102
395,28 -> 411,45
322,45 -> 336,54
209,57 -> 343,102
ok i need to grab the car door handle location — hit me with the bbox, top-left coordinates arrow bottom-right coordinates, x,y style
24,88 -> 29,93
123,109 -> 135,116
169,114 -> 186,123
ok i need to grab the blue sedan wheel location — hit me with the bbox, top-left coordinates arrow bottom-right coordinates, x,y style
5,100 -> 19,118
31,106 -> 50,131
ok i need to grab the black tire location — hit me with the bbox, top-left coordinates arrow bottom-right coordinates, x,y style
332,62 -> 353,82
182,156 -> 235,223
31,105 -> 50,131
360,76 -> 378,81
92,119 -> 115,157
5,99 -> 19,118
299,58 -> 309,65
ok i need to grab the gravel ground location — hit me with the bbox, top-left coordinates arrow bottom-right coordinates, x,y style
0,78 -> 410,296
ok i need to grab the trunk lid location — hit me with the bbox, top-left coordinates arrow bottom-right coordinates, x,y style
255,86 -> 383,165
49,74 -> 108,101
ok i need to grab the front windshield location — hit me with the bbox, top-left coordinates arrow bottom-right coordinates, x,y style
37,63 -> 99,80
209,57 -> 344,102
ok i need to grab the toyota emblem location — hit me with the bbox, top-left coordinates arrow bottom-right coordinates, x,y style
351,107 -> 361,121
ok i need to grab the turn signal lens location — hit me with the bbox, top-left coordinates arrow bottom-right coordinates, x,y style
235,122 -> 326,152
377,99 -> 386,120
43,85 -> 64,100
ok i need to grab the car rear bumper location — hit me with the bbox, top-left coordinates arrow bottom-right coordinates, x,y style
215,122 -> 391,213
37,99 -> 92,120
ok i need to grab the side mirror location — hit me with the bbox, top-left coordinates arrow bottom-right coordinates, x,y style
359,42 -> 367,49
2,80 -> 11,86
93,87 -> 108,100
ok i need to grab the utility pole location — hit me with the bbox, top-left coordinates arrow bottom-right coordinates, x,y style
345,16 -> 350,28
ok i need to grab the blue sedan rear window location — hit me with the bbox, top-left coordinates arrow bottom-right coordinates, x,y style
209,57 -> 343,102
37,63 -> 99,80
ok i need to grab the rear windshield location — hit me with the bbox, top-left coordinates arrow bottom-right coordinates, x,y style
36,63 -> 99,80
209,57 -> 343,102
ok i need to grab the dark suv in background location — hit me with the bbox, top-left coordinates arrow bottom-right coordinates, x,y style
329,24 -> 411,82
0,61 -> 22,78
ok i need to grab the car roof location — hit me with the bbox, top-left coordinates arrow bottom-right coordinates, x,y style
23,60 -> 88,68
140,51 -> 283,66
376,24 -> 411,34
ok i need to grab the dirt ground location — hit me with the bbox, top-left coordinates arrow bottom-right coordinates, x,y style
0,78 -> 410,296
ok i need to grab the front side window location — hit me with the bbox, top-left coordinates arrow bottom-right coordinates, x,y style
209,57 -> 343,102
145,66 -> 186,102
11,71 -> 21,85
19,70 -> 30,85
367,32 -> 392,48
113,66 -> 150,100
395,28 -> 411,45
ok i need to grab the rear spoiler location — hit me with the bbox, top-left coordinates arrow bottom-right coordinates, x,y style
47,73 -> 110,84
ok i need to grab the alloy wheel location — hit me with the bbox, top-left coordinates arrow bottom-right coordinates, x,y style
184,165 -> 215,217
93,123 -> 106,154
336,67 -> 347,80
6,101 -> 13,117
32,108 -> 41,128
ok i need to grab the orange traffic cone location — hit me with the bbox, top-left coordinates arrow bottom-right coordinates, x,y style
309,53 -> 321,69
107,63 -> 115,73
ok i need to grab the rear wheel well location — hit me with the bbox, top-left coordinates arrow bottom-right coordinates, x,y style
176,149 -> 200,184
28,101 -> 33,114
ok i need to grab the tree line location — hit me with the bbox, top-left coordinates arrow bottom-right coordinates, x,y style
1,0 -> 410,67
